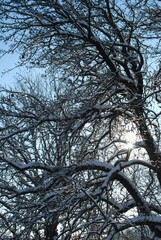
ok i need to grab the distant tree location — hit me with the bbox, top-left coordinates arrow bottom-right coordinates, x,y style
0,0 -> 161,239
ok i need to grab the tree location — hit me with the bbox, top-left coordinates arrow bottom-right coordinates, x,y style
0,0 -> 161,239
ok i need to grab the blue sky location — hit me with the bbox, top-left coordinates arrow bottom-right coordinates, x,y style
0,43 -> 45,88
0,52 -> 19,87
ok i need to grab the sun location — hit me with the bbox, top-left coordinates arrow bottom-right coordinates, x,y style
125,141 -> 134,150
123,131 -> 137,150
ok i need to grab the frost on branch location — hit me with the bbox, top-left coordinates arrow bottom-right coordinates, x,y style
0,0 -> 161,239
